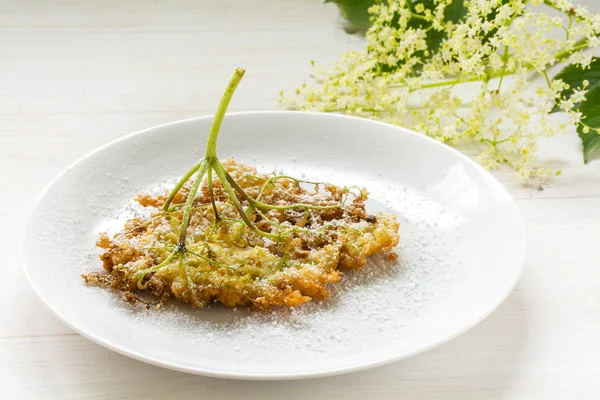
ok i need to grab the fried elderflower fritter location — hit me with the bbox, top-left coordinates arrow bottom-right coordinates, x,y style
81,68 -> 399,310
83,160 -> 399,309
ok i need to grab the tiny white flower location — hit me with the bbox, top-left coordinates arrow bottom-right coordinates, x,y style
570,88 -> 587,103
559,98 -> 575,112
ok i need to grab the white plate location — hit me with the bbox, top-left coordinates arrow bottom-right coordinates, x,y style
21,111 -> 526,380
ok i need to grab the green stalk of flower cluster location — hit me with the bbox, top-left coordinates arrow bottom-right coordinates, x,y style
133,68 -> 280,288
132,68 -> 347,287
388,38 -> 593,93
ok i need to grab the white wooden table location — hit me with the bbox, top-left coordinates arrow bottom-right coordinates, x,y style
2,1 -> 600,398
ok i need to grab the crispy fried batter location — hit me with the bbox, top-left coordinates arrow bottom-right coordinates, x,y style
82,160 -> 399,310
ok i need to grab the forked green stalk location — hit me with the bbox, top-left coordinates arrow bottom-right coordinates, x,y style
223,169 -> 340,211
165,67 -> 280,241
133,67 -> 346,287
177,160 -> 209,246
134,68 -> 257,286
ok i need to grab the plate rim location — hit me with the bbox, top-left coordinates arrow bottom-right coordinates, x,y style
19,110 -> 528,380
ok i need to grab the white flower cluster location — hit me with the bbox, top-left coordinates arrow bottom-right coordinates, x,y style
281,0 -> 600,179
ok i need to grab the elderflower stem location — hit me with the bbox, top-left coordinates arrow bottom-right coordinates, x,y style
391,72 -> 500,91
566,15 -> 574,41
497,46 -> 510,92
223,169 -> 340,211
543,0 -> 561,10
410,12 -> 429,21
542,70 -> 552,88
134,248 -> 180,287
163,161 -> 202,211
178,161 -> 208,246
389,76 -> 475,89
387,36 -> 591,93
212,162 -> 280,240
553,37 -> 590,61
133,68 -> 268,285
163,70 -> 245,211
207,168 -> 219,220
205,68 -> 245,160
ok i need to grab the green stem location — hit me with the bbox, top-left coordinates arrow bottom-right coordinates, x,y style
543,0 -> 561,11
386,37 -> 590,93
324,107 -> 380,113
163,161 -> 202,211
410,12 -> 429,22
181,252 -> 198,303
497,45 -> 509,91
255,175 -> 323,202
137,69 -> 248,285
212,162 -> 280,240
205,68 -> 245,159
542,70 -> 552,88
579,121 -> 600,133
390,74 -> 492,90
186,249 -> 221,267
224,169 -> 340,211
134,248 -> 180,287
164,70 -> 244,211
487,137 -> 511,146
553,38 -> 590,61
566,15 -> 573,41
178,161 -> 208,246
207,168 -> 219,220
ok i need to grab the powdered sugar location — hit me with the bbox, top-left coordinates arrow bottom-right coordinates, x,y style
30,158 -> 465,371
73,164 -> 461,363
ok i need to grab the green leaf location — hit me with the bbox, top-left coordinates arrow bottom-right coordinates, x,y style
553,59 -> 600,161
552,57 -> 600,113
325,0 -> 377,32
576,84 -> 600,163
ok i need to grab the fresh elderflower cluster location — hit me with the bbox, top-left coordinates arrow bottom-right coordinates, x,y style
281,0 -> 600,179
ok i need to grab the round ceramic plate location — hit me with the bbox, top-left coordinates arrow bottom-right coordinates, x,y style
21,111 -> 526,380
